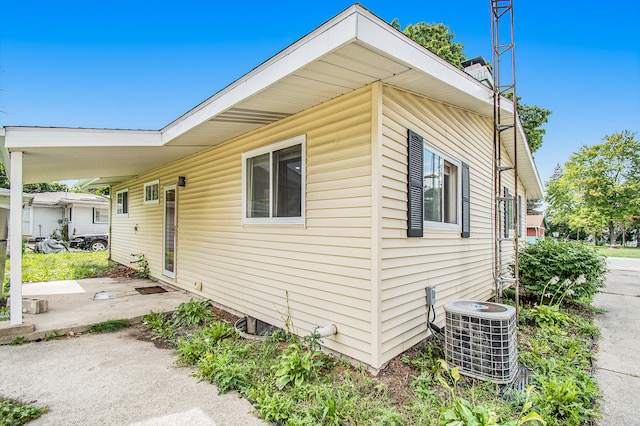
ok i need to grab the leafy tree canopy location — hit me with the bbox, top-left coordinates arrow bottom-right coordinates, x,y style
505,93 -> 551,153
391,19 -> 551,154
526,198 -> 544,215
545,130 -> 640,245
391,19 -> 466,68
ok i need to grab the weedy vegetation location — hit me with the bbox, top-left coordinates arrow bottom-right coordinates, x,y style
0,397 -> 48,425
1,239 -> 604,425
142,272 -> 602,426
88,319 -> 132,333
18,251 -> 116,283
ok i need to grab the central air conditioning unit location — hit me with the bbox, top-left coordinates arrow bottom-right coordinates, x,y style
444,300 -> 517,384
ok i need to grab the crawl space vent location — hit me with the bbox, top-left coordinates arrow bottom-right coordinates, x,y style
444,300 -> 518,384
135,286 -> 167,295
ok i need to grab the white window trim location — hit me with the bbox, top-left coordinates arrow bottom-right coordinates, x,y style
423,144 -> 462,231
115,188 -> 129,217
93,207 -> 109,224
241,134 -> 306,225
143,180 -> 160,205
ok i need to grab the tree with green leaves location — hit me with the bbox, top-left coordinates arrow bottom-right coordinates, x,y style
391,19 -> 466,68
505,93 -> 551,153
391,19 -> 551,154
546,130 -> 640,245
526,198 -> 543,215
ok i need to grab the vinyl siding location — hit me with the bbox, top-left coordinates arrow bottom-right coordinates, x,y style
378,85 -> 520,365
111,86 -> 375,364
110,83 -> 527,370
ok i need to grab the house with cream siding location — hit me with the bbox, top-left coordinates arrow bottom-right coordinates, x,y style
0,4 -> 543,370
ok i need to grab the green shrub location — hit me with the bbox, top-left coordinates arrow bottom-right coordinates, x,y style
517,238 -> 607,302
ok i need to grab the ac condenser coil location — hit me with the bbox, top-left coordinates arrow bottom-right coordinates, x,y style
444,300 -> 517,384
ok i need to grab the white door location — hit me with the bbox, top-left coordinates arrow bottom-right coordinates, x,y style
163,185 -> 177,279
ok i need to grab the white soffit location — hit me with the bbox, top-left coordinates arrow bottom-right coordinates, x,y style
162,4 -> 497,148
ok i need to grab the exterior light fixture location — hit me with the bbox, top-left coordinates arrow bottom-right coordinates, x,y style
178,176 -> 186,187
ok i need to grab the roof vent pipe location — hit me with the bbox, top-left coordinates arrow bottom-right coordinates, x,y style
311,324 -> 337,337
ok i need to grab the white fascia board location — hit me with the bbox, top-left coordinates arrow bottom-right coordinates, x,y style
76,178 -> 101,190
516,119 -> 544,198
160,7 -> 362,144
356,11 -> 542,198
3,127 -> 161,149
354,12 -> 494,108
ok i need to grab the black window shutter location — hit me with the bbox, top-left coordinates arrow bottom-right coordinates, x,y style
503,187 -> 509,238
407,130 -> 423,237
461,162 -> 470,238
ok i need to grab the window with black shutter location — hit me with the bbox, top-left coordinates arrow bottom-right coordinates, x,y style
461,162 -> 470,238
407,130 -> 468,238
407,130 -> 424,237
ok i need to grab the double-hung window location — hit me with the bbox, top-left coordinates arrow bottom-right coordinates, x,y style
242,135 -> 305,224
423,148 -> 459,226
93,208 -> 109,224
407,130 -> 470,238
116,189 -> 129,216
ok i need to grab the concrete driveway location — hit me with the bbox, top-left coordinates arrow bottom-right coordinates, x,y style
593,257 -> 640,425
0,327 -> 266,425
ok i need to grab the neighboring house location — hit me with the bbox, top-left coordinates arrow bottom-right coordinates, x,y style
0,5 -> 543,370
0,188 -> 34,250
22,192 -> 109,240
526,215 -> 547,243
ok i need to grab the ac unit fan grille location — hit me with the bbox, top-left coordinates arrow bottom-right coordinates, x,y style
445,304 -> 518,384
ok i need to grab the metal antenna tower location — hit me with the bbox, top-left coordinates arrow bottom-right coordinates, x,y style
491,0 -> 520,312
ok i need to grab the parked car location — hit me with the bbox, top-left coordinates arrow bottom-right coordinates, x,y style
69,234 -> 109,251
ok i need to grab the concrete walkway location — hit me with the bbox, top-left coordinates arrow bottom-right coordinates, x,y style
0,278 -> 194,343
0,277 -> 266,425
593,257 -> 640,425
0,327 -> 266,425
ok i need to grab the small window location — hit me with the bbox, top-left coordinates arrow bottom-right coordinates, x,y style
242,135 -> 305,224
93,208 -> 109,224
144,180 -> 159,205
116,189 -> 129,216
503,188 -> 516,237
423,146 -> 460,227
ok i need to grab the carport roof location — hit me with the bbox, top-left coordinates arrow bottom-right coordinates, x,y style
0,4 -> 543,199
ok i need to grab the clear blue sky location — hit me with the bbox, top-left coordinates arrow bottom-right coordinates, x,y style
1,0 -> 638,188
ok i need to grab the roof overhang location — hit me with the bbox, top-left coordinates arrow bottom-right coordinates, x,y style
0,4 -> 543,198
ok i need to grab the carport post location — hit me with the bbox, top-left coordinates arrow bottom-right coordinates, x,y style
10,151 -> 23,325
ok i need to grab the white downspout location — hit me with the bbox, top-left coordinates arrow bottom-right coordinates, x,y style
9,151 -> 23,325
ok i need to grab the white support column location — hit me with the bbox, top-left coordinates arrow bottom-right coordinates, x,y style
10,151 -> 23,325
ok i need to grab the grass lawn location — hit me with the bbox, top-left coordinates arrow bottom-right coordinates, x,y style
4,251 -> 116,289
596,246 -> 640,258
